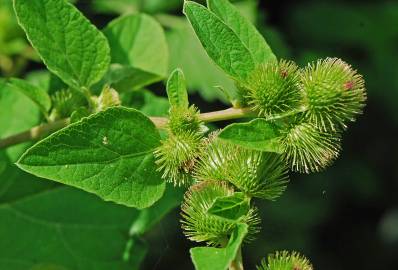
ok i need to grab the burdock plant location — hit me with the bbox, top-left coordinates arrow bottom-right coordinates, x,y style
0,0 -> 366,269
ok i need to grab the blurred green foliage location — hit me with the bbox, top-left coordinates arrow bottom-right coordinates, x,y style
0,0 -> 39,76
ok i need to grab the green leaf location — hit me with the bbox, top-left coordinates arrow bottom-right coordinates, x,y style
0,151 -> 145,269
218,118 -> 284,153
7,78 -> 51,117
183,1 -> 255,82
190,223 -> 248,270
0,181 -> 146,270
13,0 -> 110,89
1,152 -> 180,270
17,107 -> 165,208
208,192 -> 250,221
166,68 -> 189,109
165,15 -> 236,102
103,14 -> 168,91
0,81 -> 40,161
207,0 -> 276,64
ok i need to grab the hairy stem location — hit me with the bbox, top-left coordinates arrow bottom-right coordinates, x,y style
229,246 -> 244,270
0,118 -> 70,149
0,107 -> 254,149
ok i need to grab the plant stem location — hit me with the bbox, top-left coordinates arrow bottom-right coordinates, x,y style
199,107 -> 255,122
0,118 -> 70,149
81,87 -> 96,110
0,107 -> 254,149
229,246 -> 244,270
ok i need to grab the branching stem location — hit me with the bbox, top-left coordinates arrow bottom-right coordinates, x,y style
0,107 -> 255,149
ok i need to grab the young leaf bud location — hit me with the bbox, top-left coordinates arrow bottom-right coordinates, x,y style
301,57 -> 366,131
282,121 -> 341,173
242,60 -> 303,118
154,131 -> 203,186
195,138 -> 289,201
96,86 -> 121,112
181,181 -> 260,246
257,251 -> 313,270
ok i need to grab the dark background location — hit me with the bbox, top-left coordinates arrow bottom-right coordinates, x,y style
1,0 -> 397,269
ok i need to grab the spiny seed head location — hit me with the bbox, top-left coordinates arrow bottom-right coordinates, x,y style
168,105 -> 202,135
242,60 -> 303,118
50,89 -> 86,120
301,57 -> 366,131
282,121 -> 341,173
154,131 -> 203,186
257,251 -> 313,270
195,139 -> 289,201
181,181 -> 260,246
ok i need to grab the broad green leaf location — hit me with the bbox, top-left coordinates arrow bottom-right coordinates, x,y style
207,0 -> 276,64
191,223 -> 248,270
166,68 -> 189,109
164,0 -> 260,103
1,152 -> 142,269
0,152 -> 57,204
0,81 -> 40,161
25,70 -> 70,96
165,15 -> 236,102
13,0 -> 110,89
7,78 -> 51,117
208,192 -> 250,221
1,153 -> 179,270
218,118 -> 284,153
183,1 -> 255,82
17,107 -> 165,208
103,14 -> 168,91
0,177 -> 145,270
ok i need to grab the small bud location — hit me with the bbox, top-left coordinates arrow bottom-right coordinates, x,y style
96,86 -> 120,112
257,251 -> 313,270
301,57 -> 366,131
181,181 -> 260,246
242,60 -> 302,118
282,121 -> 341,173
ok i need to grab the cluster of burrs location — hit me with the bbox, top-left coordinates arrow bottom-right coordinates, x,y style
154,57 -> 366,250
240,57 -> 366,173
